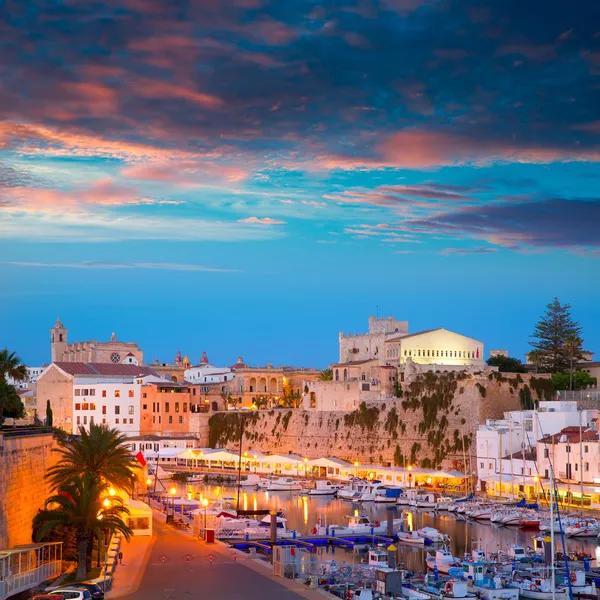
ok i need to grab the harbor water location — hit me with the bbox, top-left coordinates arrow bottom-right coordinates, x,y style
166,483 -> 600,571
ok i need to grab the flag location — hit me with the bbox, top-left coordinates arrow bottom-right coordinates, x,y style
136,451 -> 147,467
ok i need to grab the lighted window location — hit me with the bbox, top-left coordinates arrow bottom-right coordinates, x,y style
128,405 -> 134,415
75,403 -> 81,410
183,403 -> 187,412
129,418 -> 134,424
175,402 -> 180,412
115,390 -> 121,398
82,403 -> 89,410
102,406 -> 106,415
129,390 -> 134,398
143,393 -> 147,398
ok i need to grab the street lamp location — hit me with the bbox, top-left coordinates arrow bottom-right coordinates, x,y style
103,498 -> 110,508
146,478 -> 152,504
202,498 -> 209,540
303,457 -> 308,479
170,486 -> 176,520
354,461 -> 359,478
109,488 -> 116,496
407,464 -> 413,489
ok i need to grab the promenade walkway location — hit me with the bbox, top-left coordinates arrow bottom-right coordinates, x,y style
110,514 -> 324,600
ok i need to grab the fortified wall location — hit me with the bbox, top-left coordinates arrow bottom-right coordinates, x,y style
0,432 -> 59,548
207,372 -> 554,470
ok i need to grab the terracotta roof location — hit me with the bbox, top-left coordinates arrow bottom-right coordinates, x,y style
539,426 -> 599,445
53,362 -> 159,377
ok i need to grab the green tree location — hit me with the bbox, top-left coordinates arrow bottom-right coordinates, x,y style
551,371 -> 597,391
46,399 -> 53,427
486,355 -> 526,373
0,349 -> 28,382
46,423 -> 139,491
281,391 -> 302,408
254,395 -> 268,409
530,298 -> 583,373
33,474 -> 131,581
318,369 -> 333,381
0,379 -> 25,424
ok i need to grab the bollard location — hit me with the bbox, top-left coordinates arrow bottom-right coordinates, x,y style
293,530 -> 297,540
331,528 -> 335,537
246,532 -> 249,542
370,526 -> 374,536
326,526 -> 329,536
270,509 -> 278,564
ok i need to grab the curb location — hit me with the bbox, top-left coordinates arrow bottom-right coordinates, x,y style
106,534 -> 157,599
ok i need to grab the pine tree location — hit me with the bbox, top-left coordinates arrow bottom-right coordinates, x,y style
46,399 -> 53,427
529,298 -> 583,373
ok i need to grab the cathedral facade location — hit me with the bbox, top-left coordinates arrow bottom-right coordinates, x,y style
50,318 -> 144,364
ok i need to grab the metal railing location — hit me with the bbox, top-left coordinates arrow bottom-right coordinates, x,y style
0,426 -> 54,438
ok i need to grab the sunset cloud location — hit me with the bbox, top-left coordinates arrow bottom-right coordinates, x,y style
237,217 -> 287,225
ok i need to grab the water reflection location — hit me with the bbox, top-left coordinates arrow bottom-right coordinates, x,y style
175,483 -> 600,571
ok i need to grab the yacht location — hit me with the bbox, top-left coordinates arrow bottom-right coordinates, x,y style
426,549 -> 461,574
564,518 -> 600,538
359,481 -> 386,502
303,480 -> 341,496
231,513 -> 296,539
410,492 -> 437,509
265,477 -> 303,491
337,479 -> 369,501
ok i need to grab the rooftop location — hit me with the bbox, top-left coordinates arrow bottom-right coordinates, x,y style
53,362 -> 159,377
539,426 -> 599,444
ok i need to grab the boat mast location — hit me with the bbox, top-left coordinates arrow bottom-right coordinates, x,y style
579,410 -> 584,514
550,462 -> 556,600
236,414 -> 245,510
509,413 -> 514,499
521,415 -> 526,492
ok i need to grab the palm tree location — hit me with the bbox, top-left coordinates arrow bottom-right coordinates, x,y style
34,474 -> 132,581
46,423 -> 139,491
0,349 -> 27,382
318,368 -> 333,381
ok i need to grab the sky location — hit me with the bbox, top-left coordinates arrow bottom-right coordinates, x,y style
1,0 -> 599,368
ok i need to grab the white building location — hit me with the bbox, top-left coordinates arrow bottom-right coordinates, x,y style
7,365 -> 46,390
184,351 -> 233,384
476,401 -> 598,490
37,362 -> 165,434
339,316 -> 485,369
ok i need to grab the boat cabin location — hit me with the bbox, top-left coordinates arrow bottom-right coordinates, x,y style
368,548 -> 389,568
347,515 -> 373,528
506,545 -> 526,561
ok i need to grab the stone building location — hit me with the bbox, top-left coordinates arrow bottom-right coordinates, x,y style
36,362 -> 162,433
339,316 -> 408,363
150,350 -> 191,382
50,318 -> 143,364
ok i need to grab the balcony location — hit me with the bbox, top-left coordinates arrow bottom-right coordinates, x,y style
0,542 -> 62,600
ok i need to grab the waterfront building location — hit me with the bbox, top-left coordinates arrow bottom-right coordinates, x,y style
36,362 -> 164,433
50,318 -> 143,364
476,401 -> 598,496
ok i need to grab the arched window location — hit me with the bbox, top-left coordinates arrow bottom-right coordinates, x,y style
404,350 -> 407,356
59,334 -> 63,342
454,351 -> 457,357
436,350 -> 439,357
418,350 -> 421,356
335,370 -> 339,381
343,369 -> 347,381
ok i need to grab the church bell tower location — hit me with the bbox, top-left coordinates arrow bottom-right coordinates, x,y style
50,318 -> 68,362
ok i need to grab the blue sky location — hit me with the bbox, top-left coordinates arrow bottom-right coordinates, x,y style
1,0 -> 599,368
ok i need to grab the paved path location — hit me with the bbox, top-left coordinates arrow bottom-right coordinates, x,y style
107,533 -> 156,598
114,518 -> 324,600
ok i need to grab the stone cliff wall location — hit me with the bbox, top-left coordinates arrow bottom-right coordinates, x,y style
207,371 -> 554,469
0,432 -> 59,549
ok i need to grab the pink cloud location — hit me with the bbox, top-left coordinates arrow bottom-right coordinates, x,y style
2,180 -> 176,213
237,217 -> 286,224
121,160 -> 248,184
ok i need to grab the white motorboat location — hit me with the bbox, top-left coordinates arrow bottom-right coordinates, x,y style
359,481 -> 386,502
397,531 -> 427,546
426,549 -> 461,574
435,497 -> 455,511
266,477 -> 303,491
312,514 -> 403,537
410,493 -> 437,509
305,480 -> 341,496
239,474 -> 268,487
374,487 -> 405,503
468,505 -> 494,521
509,576 -> 568,600
565,569 -> 597,597
417,527 -> 450,544
404,579 -> 476,600
232,513 -> 296,539
461,562 -> 520,600
564,519 -> 600,538
337,479 -> 369,501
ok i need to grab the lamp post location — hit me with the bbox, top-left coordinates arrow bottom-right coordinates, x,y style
407,464 -> 413,489
303,457 -> 308,479
354,461 -> 359,479
170,486 -> 176,521
202,498 -> 209,540
146,478 -> 152,505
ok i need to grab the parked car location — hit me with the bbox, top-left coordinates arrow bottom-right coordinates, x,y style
70,582 -> 104,600
49,588 -> 92,600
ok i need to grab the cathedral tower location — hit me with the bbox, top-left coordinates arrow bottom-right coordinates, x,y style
50,318 -> 68,362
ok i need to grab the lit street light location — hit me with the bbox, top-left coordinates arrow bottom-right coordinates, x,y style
407,464 -> 413,489
170,486 -> 176,521
354,461 -> 359,478
202,498 -> 209,540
